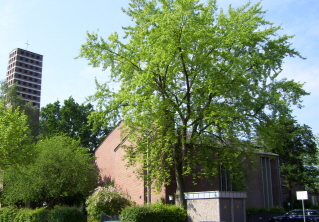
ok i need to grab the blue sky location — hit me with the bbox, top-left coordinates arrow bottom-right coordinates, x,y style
1,0 -> 318,134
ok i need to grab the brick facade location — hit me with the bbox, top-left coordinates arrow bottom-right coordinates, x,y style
95,124 -> 168,205
95,123 -> 282,207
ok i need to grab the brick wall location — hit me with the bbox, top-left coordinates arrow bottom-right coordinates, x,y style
95,124 -> 167,205
95,123 -> 282,208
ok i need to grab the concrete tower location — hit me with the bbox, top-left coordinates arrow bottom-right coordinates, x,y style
6,48 -> 43,108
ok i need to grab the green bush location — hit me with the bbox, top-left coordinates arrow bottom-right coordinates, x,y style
120,203 -> 187,222
0,206 -> 82,222
246,206 -> 285,215
47,206 -> 83,222
0,206 -> 18,222
86,185 -> 132,220
14,208 -> 48,222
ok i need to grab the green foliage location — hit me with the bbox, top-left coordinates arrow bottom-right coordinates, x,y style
40,96 -> 110,153
47,207 -> 83,222
2,136 -> 99,207
0,207 -> 82,222
0,101 -> 33,169
246,206 -> 285,215
256,115 -> 319,203
120,203 -> 187,222
0,206 -> 18,222
293,199 -> 314,210
13,208 -> 48,222
0,80 -> 24,108
78,0 -> 308,206
86,185 -> 132,220
0,80 -> 40,137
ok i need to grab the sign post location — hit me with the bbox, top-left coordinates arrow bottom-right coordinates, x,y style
296,191 -> 308,222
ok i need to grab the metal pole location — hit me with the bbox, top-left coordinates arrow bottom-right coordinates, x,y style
302,199 -> 305,222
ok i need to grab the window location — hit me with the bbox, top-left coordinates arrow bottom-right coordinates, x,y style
312,196 -> 318,206
220,166 -> 231,191
261,157 -> 273,207
219,166 -> 238,191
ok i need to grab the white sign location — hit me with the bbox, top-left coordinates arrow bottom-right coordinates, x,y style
296,191 -> 308,200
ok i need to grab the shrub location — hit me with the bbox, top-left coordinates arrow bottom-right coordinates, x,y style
246,206 -> 285,215
13,208 -> 48,222
0,206 -> 19,222
0,206 -> 82,222
86,185 -> 132,220
120,203 -> 187,222
47,206 -> 83,222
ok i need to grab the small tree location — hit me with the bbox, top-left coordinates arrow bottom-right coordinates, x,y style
2,136 -> 99,207
86,185 -> 132,220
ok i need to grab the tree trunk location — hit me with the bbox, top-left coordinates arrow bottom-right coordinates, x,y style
173,131 -> 187,209
174,159 -> 186,208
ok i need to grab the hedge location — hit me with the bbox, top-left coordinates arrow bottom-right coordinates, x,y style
47,207 -> 83,222
14,208 -> 48,222
0,206 -> 83,222
120,203 -> 186,222
246,206 -> 285,215
0,206 -> 18,222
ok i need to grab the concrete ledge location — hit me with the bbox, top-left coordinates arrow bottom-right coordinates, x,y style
185,191 -> 247,199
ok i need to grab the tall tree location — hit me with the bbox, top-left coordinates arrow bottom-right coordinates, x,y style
256,116 -> 319,206
40,97 -> 109,153
0,83 -> 34,207
2,136 -> 99,208
78,0 -> 308,207
0,101 -> 32,169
